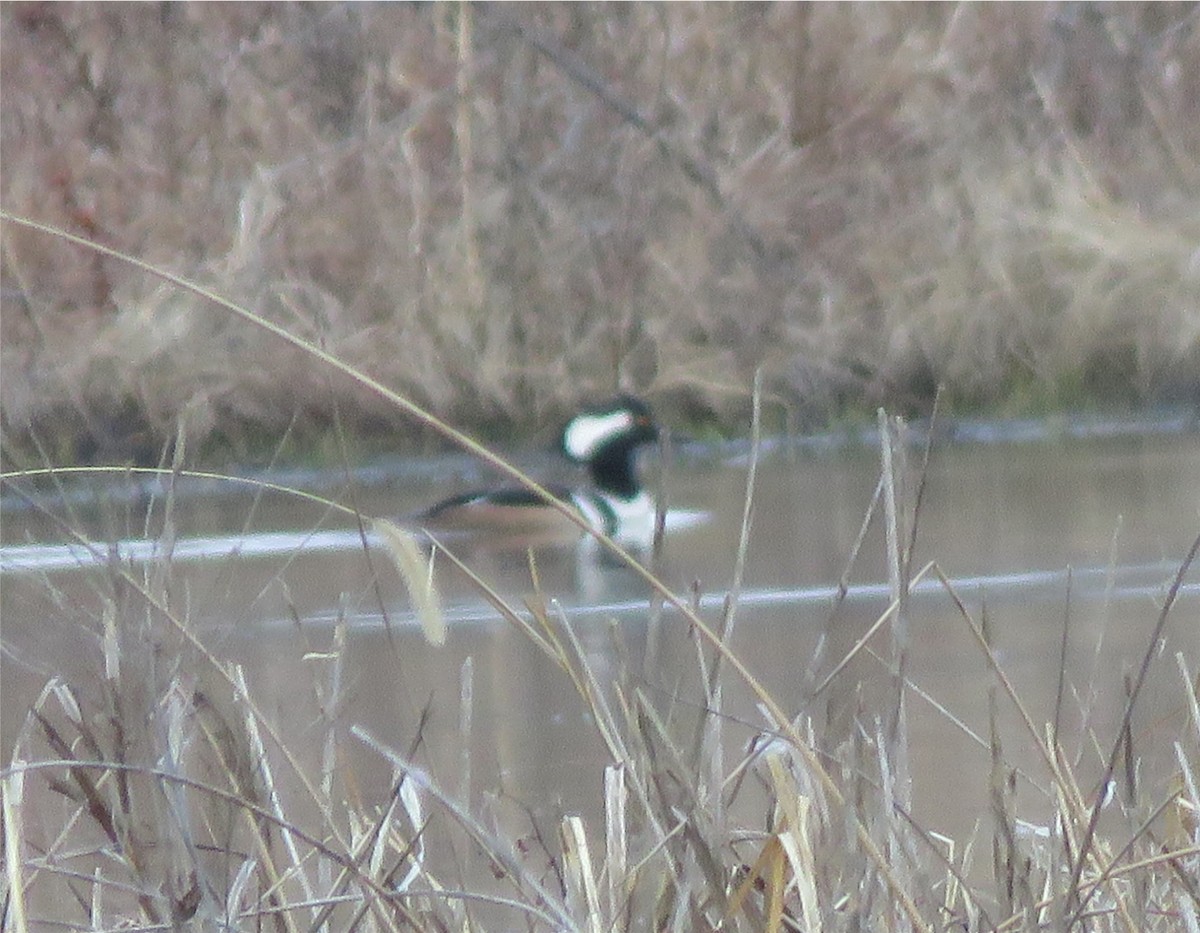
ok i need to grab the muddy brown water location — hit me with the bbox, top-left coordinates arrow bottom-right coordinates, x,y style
3,429 -> 1198,906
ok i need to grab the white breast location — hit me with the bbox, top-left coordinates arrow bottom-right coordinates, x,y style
572,489 -> 656,547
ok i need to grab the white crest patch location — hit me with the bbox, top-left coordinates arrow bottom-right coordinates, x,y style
562,409 -> 635,461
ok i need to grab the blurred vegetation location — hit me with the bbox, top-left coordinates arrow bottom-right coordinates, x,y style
3,3 -> 1199,465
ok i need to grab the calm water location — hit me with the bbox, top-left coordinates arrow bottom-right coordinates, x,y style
3,429 -> 1199,875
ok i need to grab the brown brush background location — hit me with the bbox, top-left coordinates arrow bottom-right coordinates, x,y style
3,4 -> 1199,461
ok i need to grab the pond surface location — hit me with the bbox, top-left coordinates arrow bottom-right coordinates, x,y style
3,424 -> 1199,882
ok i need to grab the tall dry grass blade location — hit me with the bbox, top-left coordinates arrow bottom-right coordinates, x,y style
632,691 -> 731,915
877,410 -> 912,812
1053,566 -> 1074,750
644,424 -> 672,684
526,596 -> 596,710
1166,763 -> 1199,856
146,416 -> 187,600
100,601 -> 119,682
1048,737 -> 1093,862
716,368 -> 763,654
778,814 -> 818,933
877,409 -> 903,608
328,399 -> 408,660
3,682 -> 83,904
229,665 -> 308,933
692,370 -> 763,828
91,865 -> 103,930
1176,652 -> 1200,751
1176,652 -> 1200,856
2,768 -> 29,933
319,615 -> 347,813
524,581 -> 583,680
604,763 -> 628,922
561,815 -> 602,933
459,656 -> 474,808
312,612 -> 347,908
806,470 -> 886,685
988,687 -> 1032,927
932,829 -> 962,924
835,473 -> 885,605
1121,671 -> 1139,807
901,385 -> 940,582
873,719 -> 917,903
373,519 -> 446,647
1077,516 -> 1125,770
766,752 -> 820,933
606,693 -> 676,862
396,777 -> 427,894
159,679 -> 204,902
225,858 -> 256,927
765,835 -> 786,933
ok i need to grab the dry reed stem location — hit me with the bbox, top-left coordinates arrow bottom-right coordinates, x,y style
2,769 -> 30,933
231,664 -> 308,932
766,752 -> 820,932
560,814 -> 602,933
603,763 -> 628,921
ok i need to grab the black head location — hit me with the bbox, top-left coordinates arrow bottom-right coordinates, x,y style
559,396 -> 659,498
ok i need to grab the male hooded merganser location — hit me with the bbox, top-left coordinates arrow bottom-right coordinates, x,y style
418,396 -> 660,547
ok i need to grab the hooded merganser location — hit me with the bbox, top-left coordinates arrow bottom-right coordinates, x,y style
418,396 -> 660,547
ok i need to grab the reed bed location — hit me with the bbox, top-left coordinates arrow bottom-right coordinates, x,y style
3,393 -> 1197,930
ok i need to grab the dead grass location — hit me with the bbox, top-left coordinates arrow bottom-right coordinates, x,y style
3,400 -> 1198,931
3,4 -> 1200,462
